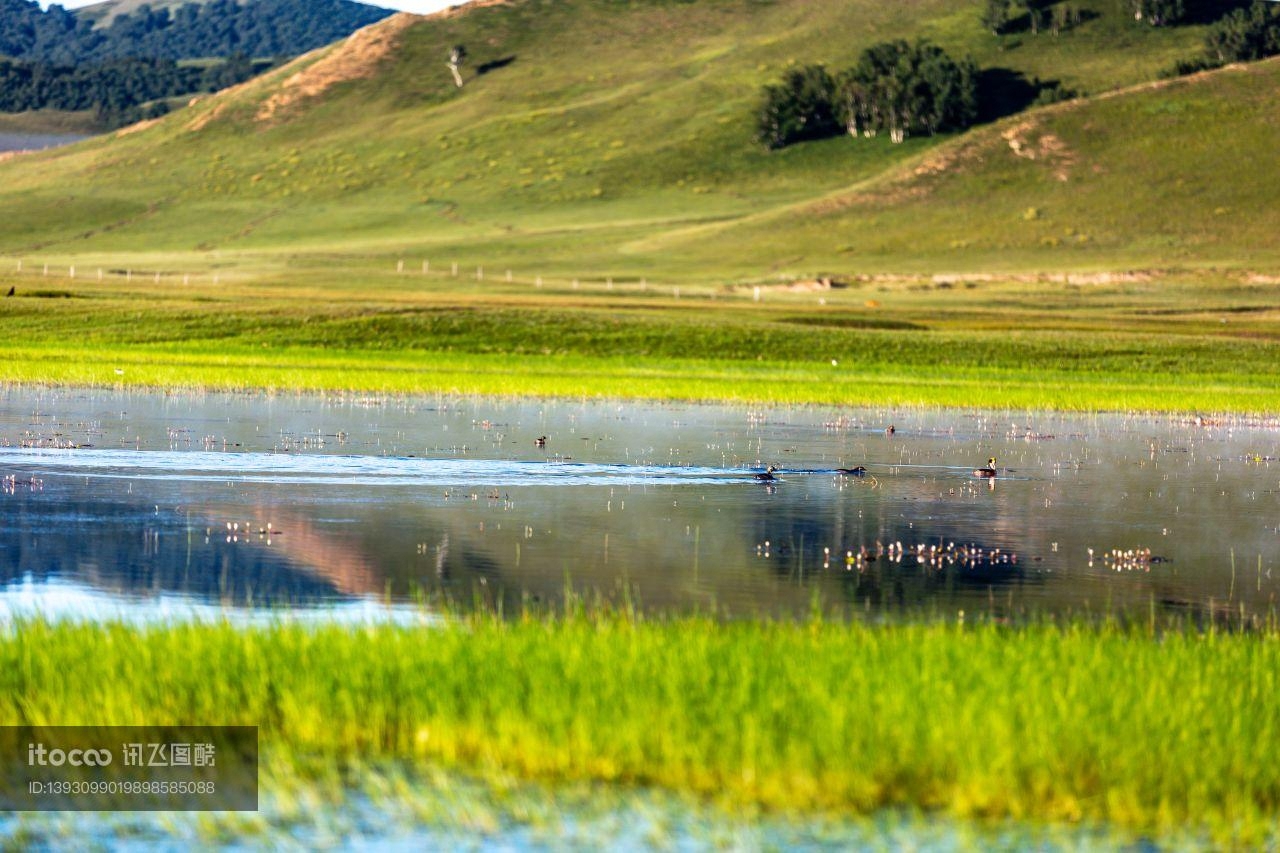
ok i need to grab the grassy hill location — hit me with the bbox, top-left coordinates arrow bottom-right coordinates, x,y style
1,0 -> 1260,275
0,0 -> 1277,411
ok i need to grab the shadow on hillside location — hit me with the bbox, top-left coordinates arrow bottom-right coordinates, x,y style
477,56 -> 516,76
975,68 -> 1041,123
1182,0 -> 1251,24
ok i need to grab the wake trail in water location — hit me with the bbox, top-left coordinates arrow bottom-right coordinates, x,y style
0,448 -> 756,487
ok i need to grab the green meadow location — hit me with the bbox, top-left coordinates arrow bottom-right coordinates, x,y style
0,0 -> 1276,409
2,611 -> 1278,846
1,268 -> 1277,411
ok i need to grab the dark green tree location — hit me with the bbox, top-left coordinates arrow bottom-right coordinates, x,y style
833,40 -> 977,144
1205,1 -> 1280,62
0,0 -> 391,64
755,65 -> 839,149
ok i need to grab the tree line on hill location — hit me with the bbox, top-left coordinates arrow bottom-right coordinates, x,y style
0,53 -> 268,126
0,0 -> 390,65
759,1 -> 1280,150
981,0 -> 1280,70
756,40 -> 978,149
983,0 -> 1255,34
1171,0 -> 1280,72
981,0 -> 1089,36
0,0 -> 388,126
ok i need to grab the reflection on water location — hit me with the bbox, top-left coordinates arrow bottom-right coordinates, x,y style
0,388 -> 1277,622
0,577 -> 435,627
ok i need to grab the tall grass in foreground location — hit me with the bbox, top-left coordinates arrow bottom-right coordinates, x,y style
1,613 -> 1277,843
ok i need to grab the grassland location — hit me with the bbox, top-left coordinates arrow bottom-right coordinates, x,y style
0,0 -> 1276,407
2,611 -> 1277,845
1,266 -> 1277,412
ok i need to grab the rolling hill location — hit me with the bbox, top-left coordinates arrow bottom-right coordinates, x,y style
0,0 -> 1277,414
0,0 -> 1274,283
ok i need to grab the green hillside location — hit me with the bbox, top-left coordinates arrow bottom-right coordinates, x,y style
670,60 -> 1280,276
1,0 -> 1263,278
0,0 -> 1277,411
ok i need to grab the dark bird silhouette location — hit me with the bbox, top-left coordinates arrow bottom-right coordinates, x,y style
533,435 -> 547,448
973,457 -> 998,477
754,464 -> 780,482
836,466 -> 867,476
4,286 -> 13,297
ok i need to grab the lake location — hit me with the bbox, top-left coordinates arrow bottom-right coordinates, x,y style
0,132 -> 88,154
1,388 -> 1276,623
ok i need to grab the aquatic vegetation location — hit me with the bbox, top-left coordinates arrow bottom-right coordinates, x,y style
0,610 -> 1277,845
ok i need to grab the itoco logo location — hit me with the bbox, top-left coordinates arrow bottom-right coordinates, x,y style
27,743 -> 112,766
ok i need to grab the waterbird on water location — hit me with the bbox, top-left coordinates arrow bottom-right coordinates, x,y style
836,466 -> 867,476
754,465 -> 779,482
973,457 -> 998,478
533,435 -> 547,448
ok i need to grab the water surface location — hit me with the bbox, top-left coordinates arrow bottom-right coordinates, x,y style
0,132 -> 87,153
1,389 -> 1276,622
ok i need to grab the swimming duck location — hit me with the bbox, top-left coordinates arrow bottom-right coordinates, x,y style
973,457 -> 998,478
533,435 -> 547,448
754,465 -> 780,482
836,466 -> 867,476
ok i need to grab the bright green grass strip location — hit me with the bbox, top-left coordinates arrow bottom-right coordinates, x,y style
0,615 -> 1277,844
1,343 -> 1276,413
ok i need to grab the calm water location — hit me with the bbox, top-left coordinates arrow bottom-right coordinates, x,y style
0,132 -> 87,153
0,388 -> 1277,622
